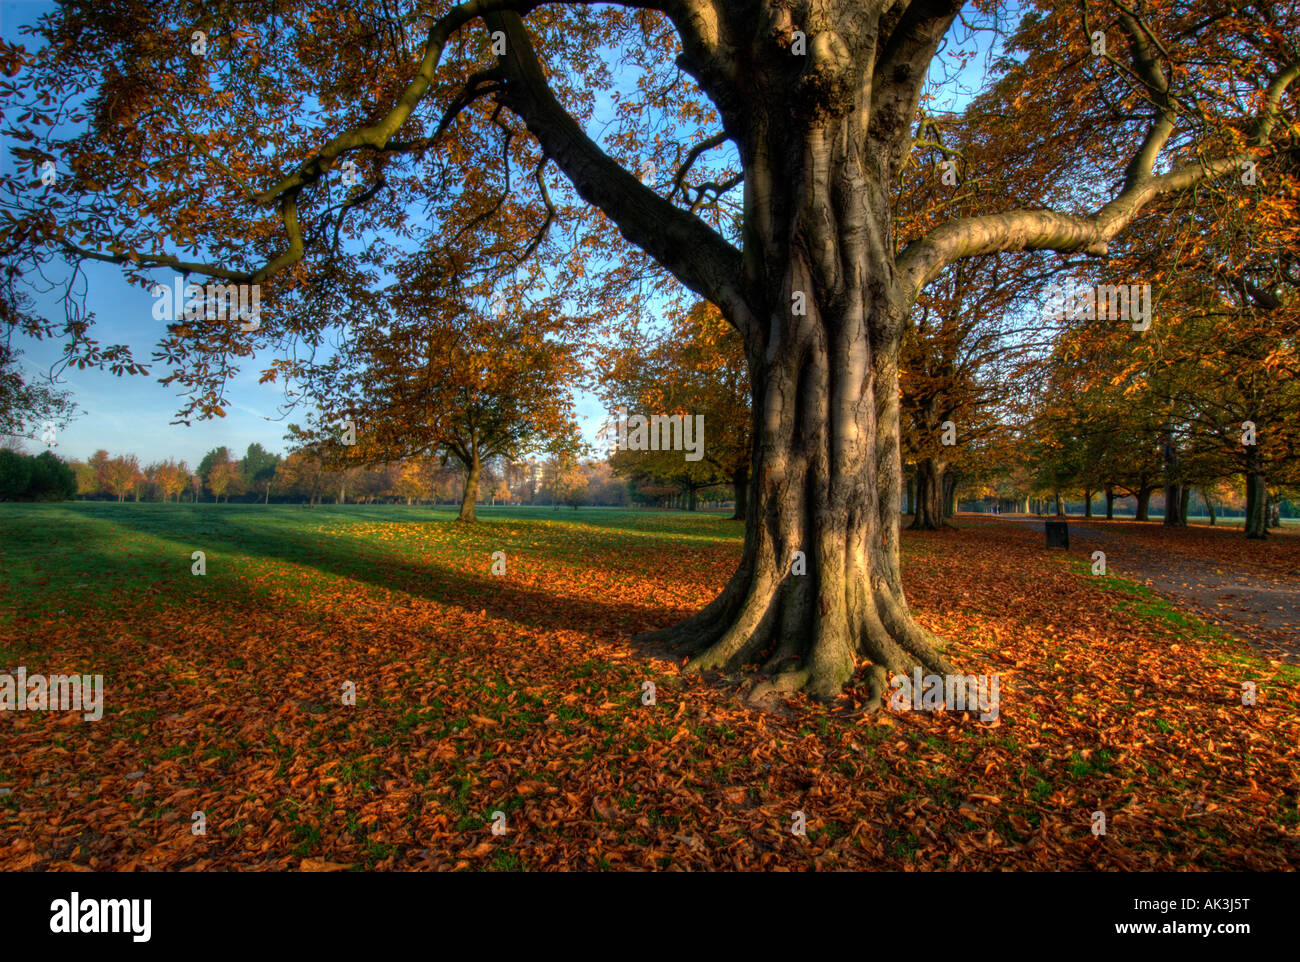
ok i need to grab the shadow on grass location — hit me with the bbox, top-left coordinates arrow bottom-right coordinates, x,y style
68,504 -> 708,641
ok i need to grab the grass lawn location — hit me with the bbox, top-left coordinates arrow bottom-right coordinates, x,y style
1,503 -> 1296,870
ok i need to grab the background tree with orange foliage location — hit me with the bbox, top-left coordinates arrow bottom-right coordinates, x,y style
602,300 -> 750,516
102,453 -> 141,503
292,281 -> 581,521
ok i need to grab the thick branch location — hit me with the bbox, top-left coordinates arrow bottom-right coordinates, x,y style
486,11 -> 751,331
870,0 -> 964,155
50,0 -> 675,285
896,57 -> 1300,304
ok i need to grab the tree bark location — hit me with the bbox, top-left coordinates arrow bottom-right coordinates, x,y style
1247,484 -> 1268,536
1201,487 -> 1216,525
1135,485 -> 1154,522
730,463 -> 748,521
1162,483 -> 1187,526
942,471 -> 958,519
909,457 -> 947,531
1245,452 -> 1267,538
459,451 -> 481,522
1161,421 -> 1186,526
1054,491 -> 1065,517
1083,488 -> 1093,518
1104,485 -> 1115,520
635,124 -> 954,700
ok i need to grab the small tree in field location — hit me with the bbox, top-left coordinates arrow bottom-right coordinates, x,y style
243,443 -> 282,504
207,461 -> 244,503
103,454 -> 141,503
296,295 -> 581,522
392,459 -> 435,505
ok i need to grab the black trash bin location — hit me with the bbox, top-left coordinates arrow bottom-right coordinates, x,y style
1045,520 -> 1069,549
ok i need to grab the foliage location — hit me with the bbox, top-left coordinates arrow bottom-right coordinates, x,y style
0,448 -> 75,500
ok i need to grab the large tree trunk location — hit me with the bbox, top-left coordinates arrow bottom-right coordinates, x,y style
730,463 -> 748,520
1104,485 -> 1115,520
1083,488 -> 1093,518
640,329 -> 954,700
635,111 -> 954,702
459,452 -> 481,522
942,471 -> 958,519
1245,454 -> 1267,538
909,457 -> 947,531
1162,483 -> 1187,526
1135,485 -> 1154,522
1201,487 -> 1216,525
1162,423 -> 1186,527
1242,478 -> 1263,538
1054,491 -> 1065,517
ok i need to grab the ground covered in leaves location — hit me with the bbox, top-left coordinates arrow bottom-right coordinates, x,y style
1034,517 -> 1300,663
1,504 -> 1296,870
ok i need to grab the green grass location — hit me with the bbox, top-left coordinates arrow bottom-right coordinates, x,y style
0,501 -> 744,627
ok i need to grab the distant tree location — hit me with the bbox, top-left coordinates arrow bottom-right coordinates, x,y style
145,459 -> 187,502
165,459 -> 189,502
207,461 -> 245,503
550,456 -> 588,509
67,459 -> 97,498
27,451 -> 76,501
275,448 -> 329,506
242,443 -> 281,504
603,301 -> 750,518
901,258 -> 1021,530
87,449 -> 111,498
197,446 -> 232,501
0,449 -> 75,501
392,459 -> 435,505
102,454 -> 141,502
296,292 -> 581,522
0,449 -> 32,499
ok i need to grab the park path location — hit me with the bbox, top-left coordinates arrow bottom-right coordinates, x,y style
992,516 -> 1300,664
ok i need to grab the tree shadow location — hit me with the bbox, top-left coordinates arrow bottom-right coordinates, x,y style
89,506 -> 703,640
